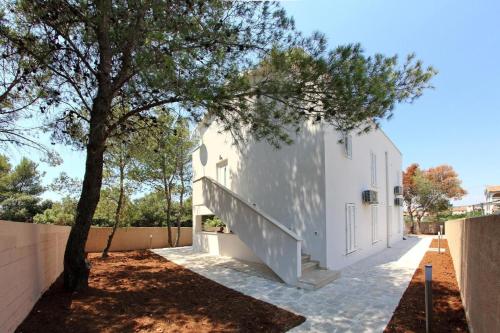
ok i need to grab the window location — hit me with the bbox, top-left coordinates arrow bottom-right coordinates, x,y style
343,133 -> 352,159
345,203 -> 356,253
370,151 -> 377,187
216,160 -> 228,187
371,205 -> 379,243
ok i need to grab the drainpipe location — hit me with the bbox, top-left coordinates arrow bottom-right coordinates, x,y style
385,151 -> 391,248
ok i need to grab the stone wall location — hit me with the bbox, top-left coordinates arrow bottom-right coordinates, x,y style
446,215 -> 500,333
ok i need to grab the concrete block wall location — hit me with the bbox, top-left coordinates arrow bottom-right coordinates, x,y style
404,221 -> 445,235
446,215 -> 500,333
85,226 -> 192,252
0,222 -> 193,333
0,221 -> 71,333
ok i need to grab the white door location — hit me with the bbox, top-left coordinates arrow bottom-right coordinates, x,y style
216,160 -> 228,187
372,205 -> 379,243
346,203 -> 356,253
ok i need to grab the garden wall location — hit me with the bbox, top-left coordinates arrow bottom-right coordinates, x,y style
0,220 -> 70,333
404,221 -> 445,234
446,215 -> 500,333
0,221 -> 193,333
85,226 -> 192,252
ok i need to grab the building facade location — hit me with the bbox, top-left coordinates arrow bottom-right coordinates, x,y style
192,119 -> 404,287
485,185 -> 500,214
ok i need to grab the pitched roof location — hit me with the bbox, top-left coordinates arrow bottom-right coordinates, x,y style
485,185 -> 500,193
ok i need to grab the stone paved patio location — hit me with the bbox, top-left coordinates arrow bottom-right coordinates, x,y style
153,236 -> 432,333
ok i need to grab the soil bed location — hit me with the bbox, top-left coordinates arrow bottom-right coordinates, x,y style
430,238 -> 448,249
385,239 -> 468,332
17,251 -> 305,333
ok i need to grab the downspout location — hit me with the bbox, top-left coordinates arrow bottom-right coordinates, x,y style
385,151 -> 391,248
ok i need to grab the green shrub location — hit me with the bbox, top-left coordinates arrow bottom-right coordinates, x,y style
204,216 -> 225,228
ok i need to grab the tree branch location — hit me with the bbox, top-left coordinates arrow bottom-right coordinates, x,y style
106,96 -> 183,136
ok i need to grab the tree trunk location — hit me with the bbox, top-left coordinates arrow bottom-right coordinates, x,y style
63,0 -> 114,291
174,168 -> 185,247
408,212 -> 417,234
63,136 -> 106,291
165,189 -> 173,247
63,92 -> 109,291
102,159 -> 125,258
414,215 -> 423,234
160,152 -> 173,247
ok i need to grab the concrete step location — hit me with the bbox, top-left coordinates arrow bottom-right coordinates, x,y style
301,260 -> 319,274
301,254 -> 311,263
298,269 -> 341,290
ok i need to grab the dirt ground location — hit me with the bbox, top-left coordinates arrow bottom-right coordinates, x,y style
430,238 -> 448,249
385,239 -> 469,332
16,251 -> 305,333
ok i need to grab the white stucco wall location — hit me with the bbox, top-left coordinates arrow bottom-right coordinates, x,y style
192,120 -> 327,266
193,231 -> 263,263
192,119 -> 403,272
324,127 -> 403,271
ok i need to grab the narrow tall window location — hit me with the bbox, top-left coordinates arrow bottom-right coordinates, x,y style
343,133 -> 352,159
396,170 -> 402,233
216,160 -> 228,187
370,151 -> 377,187
346,203 -> 356,253
372,205 -> 379,243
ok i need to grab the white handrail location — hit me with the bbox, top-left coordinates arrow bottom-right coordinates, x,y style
193,176 -> 301,241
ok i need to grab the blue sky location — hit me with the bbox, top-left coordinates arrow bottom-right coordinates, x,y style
283,0 -> 500,205
8,0 -> 500,205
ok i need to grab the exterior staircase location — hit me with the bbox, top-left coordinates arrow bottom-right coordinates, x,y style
193,176 -> 302,285
298,254 -> 340,290
193,176 -> 340,289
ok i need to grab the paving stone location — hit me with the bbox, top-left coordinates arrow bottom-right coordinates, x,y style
153,236 -> 431,333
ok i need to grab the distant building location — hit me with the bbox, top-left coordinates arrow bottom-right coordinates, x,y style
485,185 -> 500,214
452,205 -> 470,215
451,205 -> 482,215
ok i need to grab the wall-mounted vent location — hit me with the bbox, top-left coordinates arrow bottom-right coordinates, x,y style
394,186 -> 403,196
394,197 -> 404,206
362,190 -> 378,204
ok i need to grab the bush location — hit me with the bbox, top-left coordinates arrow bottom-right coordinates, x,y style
33,197 -> 75,225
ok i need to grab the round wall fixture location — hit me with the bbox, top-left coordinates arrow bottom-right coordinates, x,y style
199,144 -> 208,166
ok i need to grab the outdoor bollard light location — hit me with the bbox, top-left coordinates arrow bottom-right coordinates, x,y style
425,264 -> 433,333
150,234 -> 153,249
437,232 -> 441,254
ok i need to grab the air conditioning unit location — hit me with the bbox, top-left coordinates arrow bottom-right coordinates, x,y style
394,186 -> 403,196
362,190 -> 378,204
394,197 -> 404,206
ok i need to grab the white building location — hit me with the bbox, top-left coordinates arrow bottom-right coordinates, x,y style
192,119 -> 404,289
485,185 -> 500,215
